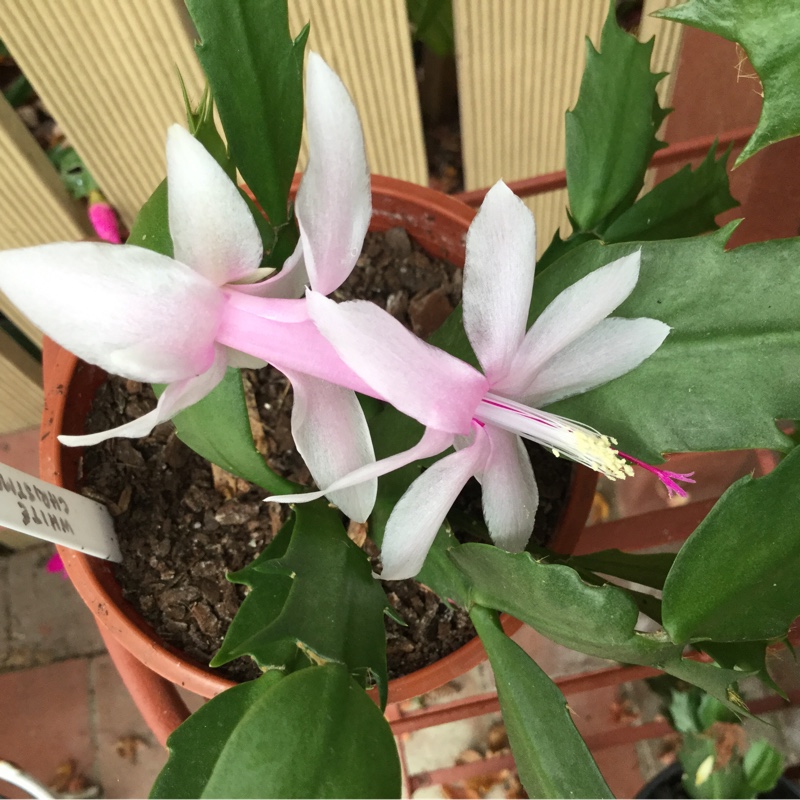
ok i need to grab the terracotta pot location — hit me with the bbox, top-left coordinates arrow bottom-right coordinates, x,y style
39,175 -> 597,744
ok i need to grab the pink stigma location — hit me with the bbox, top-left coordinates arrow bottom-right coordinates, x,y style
619,452 -> 696,498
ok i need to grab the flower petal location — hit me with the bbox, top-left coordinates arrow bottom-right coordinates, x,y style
295,52 -> 371,295
307,291 -> 489,435
463,181 -> 536,383
0,242 -> 222,382
496,251 -> 642,397
479,426 -> 538,552
217,302 -> 376,395
59,347 -> 228,446
285,369 -> 377,522
232,237 -> 311,299
166,124 -> 263,285
267,426 -> 454,506
379,424 -> 491,580
522,316 -> 670,406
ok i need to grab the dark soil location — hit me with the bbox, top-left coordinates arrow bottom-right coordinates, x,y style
79,228 -> 572,683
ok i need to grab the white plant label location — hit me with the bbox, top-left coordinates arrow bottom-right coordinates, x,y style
0,462 -> 121,562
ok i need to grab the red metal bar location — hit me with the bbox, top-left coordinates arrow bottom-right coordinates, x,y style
408,753 -> 518,793
405,690 -> 800,790
454,126 -> 755,206
572,498 -> 717,555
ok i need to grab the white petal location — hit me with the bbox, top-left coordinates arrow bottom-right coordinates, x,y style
286,370 -> 376,522
496,251 -> 642,397
233,237 -> 311,298
59,347 -> 228,446
379,425 -> 491,580
522,316 -> 670,406
479,426 -> 538,552
463,181 -> 536,383
295,52 -> 371,295
268,426 -> 454,505
224,348 -> 267,369
307,291 -> 489,435
166,125 -> 263,285
0,242 -> 222,382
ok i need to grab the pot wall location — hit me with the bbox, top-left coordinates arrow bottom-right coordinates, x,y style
39,175 -> 596,725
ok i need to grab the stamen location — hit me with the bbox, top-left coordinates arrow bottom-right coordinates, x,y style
476,393 -> 633,480
619,452 -> 696,498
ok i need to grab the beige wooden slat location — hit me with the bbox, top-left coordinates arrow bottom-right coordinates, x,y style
288,0 -> 427,184
640,1 -> 685,196
0,329 -> 42,434
453,2 -> 685,253
0,0 -> 205,228
641,0 -> 685,112
453,1 -> 608,252
0,94 -> 92,345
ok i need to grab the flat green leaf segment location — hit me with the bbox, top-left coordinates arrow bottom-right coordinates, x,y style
601,145 -> 737,242
658,0 -> 800,165
663,445 -> 800,644
451,544 -> 748,712
536,229 -> 800,461
565,4 -> 667,231
212,501 -> 391,707
167,370 -> 300,494
470,607 -> 612,799
185,0 -> 307,232
150,665 -> 401,799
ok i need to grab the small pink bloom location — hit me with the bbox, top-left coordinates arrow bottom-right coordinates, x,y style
46,551 -> 67,578
87,193 -> 122,244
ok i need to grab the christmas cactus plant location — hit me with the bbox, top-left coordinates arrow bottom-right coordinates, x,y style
2,0 -> 800,796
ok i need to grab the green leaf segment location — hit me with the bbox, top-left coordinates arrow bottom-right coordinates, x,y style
212,501 -> 391,707
658,0 -> 800,165
150,666 -> 401,799
565,4 -> 667,232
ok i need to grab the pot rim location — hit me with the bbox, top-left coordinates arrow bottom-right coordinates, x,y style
40,174 -> 596,706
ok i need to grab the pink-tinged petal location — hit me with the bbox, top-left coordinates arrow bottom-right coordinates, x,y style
285,369 -> 377,522
217,301 -> 376,396
166,125 -> 263,285
224,289 -> 311,323
0,242 -> 222,382
267,426 -> 454,506
463,181 -> 536,383
295,52 -> 371,295
521,317 -> 670,406
479,426 -> 538,552
224,348 -> 267,369
233,237 -> 311,299
379,424 -> 491,580
59,347 -> 228,446
307,291 -> 489,435
496,251 -> 642,397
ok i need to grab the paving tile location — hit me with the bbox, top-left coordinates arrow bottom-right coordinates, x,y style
0,658 -> 94,799
90,654 -> 168,799
5,544 -> 104,669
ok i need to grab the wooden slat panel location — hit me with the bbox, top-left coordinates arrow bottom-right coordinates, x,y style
0,94 -> 92,344
0,329 -> 42,434
453,1 -> 608,250
0,0 -> 205,227
641,0 -> 685,112
454,2 -> 686,252
288,0 -> 427,184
